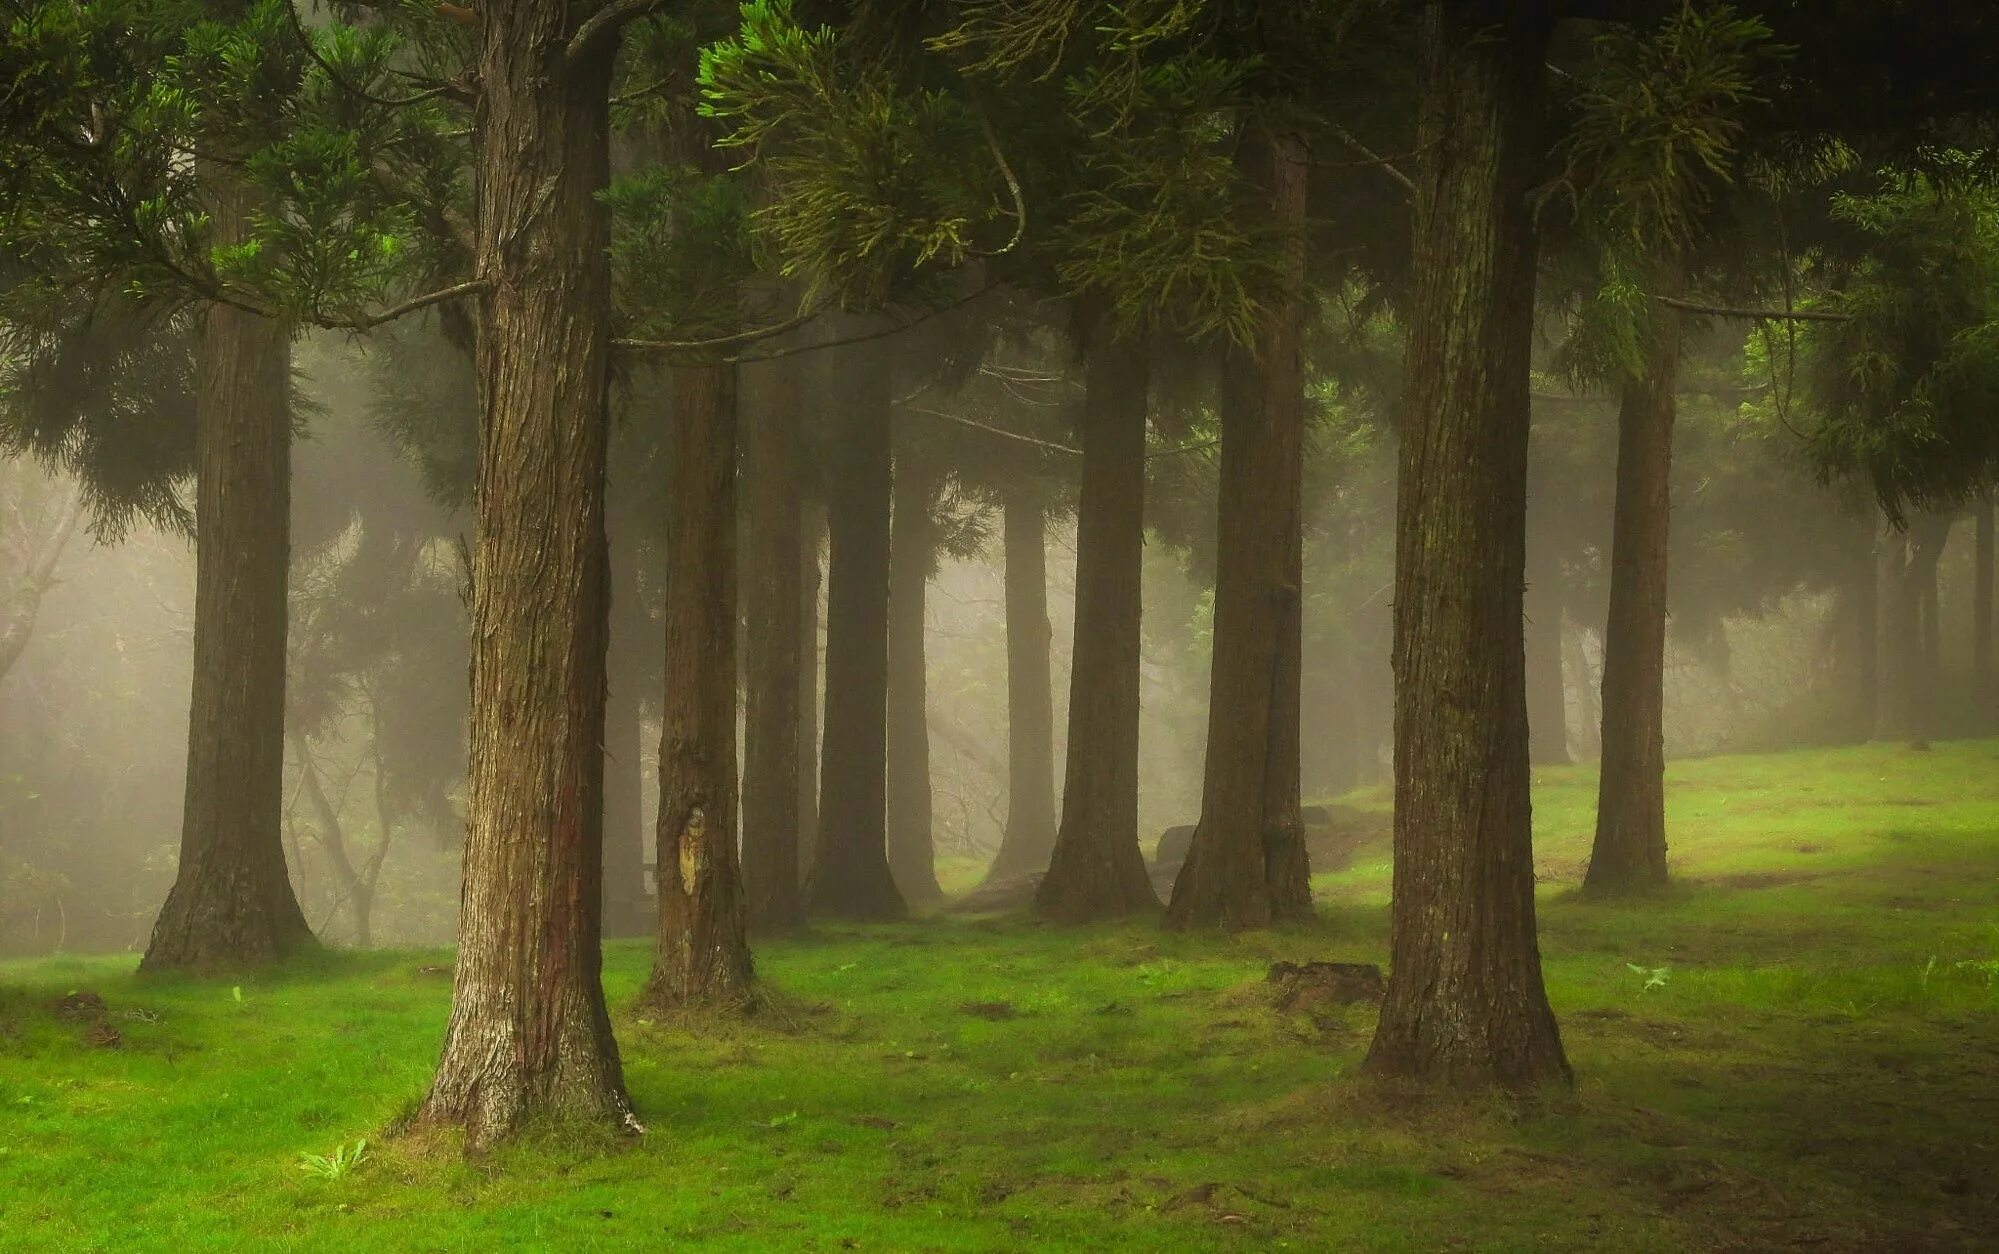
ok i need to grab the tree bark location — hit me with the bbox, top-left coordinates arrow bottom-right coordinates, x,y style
141,157 -> 312,974
1584,316 -> 1680,896
1910,513 -> 1949,736
1363,0 -> 1570,1090
1034,310 -> 1158,923
809,327 -> 906,919
886,434 -> 944,907
798,500 -> 825,884
602,507 -> 650,939
1524,523 -> 1569,766
1166,124 -> 1314,931
1873,511 -> 1947,748
1974,497 -> 1993,709
982,487 -> 1057,884
741,348 -> 808,934
417,10 -> 634,1145
644,362 -> 754,1009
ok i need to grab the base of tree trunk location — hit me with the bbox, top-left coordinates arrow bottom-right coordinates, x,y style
415,1007 -> 641,1151
808,859 -> 909,921
1033,830 -> 1158,924
141,868 -> 314,974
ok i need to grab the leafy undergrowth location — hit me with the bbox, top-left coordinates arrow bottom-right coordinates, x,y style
4,741 -> 1998,1250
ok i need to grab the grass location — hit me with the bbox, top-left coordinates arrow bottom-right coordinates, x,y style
4,741 -> 1998,1251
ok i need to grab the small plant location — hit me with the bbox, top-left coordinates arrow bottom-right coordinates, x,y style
1626,963 -> 1671,992
297,1139 -> 368,1181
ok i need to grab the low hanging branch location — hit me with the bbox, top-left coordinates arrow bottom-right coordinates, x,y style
281,1 -> 472,109
611,309 -> 817,356
567,0 -> 677,67
320,278 -> 492,332
1326,122 -> 1416,199
1652,294 -> 1852,323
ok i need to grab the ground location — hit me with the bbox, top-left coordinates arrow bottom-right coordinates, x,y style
3,741 -> 1997,1251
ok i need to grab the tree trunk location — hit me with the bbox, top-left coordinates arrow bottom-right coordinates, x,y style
1034,310 -> 1158,923
809,327 -> 906,919
0,484 -> 83,685
644,362 -> 754,1009
983,487 -> 1057,884
1833,513 -> 1878,737
1166,124 -> 1314,931
1874,517 -> 1920,745
602,509 -> 650,939
1363,0 -> 1570,1090
1524,524 -> 1569,766
798,500 -> 825,883
417,12 -> 634,1145
1910,513 -> 1949,738
141,158 -> 312,974
1974,497 -> 1993,710
1585,318 -> 1680,896
886,435 -> 944,907
741,348 -> 808,934
297,743 -> 371,948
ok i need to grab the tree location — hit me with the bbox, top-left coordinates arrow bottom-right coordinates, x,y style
885,423 -> 946,907
983,482 -> 1057,883
1362,0 -> 1570,1089
740,345 -> 809,932
0,473 -> 82,684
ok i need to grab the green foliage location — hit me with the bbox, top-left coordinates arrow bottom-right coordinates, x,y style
604,163 -> 756,342
1799,173 -> 1999,520
296,1138 -> 368,1180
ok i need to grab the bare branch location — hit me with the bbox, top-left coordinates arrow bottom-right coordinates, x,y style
321,278 -> 491,332
567,0 -> 673,68
1326,122 -> 1416,198
613,309 -> 816,356
1653,294 -> 1852,323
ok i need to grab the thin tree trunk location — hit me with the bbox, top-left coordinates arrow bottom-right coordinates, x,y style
1363,0 -> 1570,1090
0,485 -> 82,684
1835,513 -> 1878,737
1524,524 -> 1569,766
1910,513 -> 1949,739
741,347 -> 807,934
983,487 -> 1057,884
809,327 -> 906,919
142,156 -> 312,974
417,11 -> 634,1145
1585,317 -> 1680,895
798,500 -> 825,884
1874,516 -> 1921,745
1166,123 -> 1314,931
645,362 -> 754,1009
602,510 -> 649,939
1975,500 -> 1991,716
886,436 -> 944,907
296,743 -> 371,948
1035,308 -> 1158,923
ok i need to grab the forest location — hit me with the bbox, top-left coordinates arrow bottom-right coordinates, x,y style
2,0 -> 1997,1248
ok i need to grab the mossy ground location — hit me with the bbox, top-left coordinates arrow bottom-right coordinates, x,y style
3,741 -> 1996,1250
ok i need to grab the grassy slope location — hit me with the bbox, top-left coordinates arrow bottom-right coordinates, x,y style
3,741 -> 1997,1251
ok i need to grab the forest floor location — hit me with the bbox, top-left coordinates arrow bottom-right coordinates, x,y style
3,741 -> 1998,1251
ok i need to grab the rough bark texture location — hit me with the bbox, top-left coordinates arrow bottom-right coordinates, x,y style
645,362 -> 754,1009
602,513 -> 651,939
1363,0 -> 1570,1090
741,350 -> 808,934
798,501 -> 825,883
1585,320 -> 1680,896
1975,498 -> 1993,705
1166,125 -> 1314,931
417,10 -> 634,1145
809,330 -> 906,919
983,488 -> 1058,885
1523,526 -> 1569,766
886,436 -> 944,907
1034,314 -> 1158,923
142,159 -> 312,974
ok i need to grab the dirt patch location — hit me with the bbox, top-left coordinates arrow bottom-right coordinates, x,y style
1267,961 -> 1385,1012
958,1001 -> 1018,1021
1701,869 -> 1831,890
53,990 -> 107,1021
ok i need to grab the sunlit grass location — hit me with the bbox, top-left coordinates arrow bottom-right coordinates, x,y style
4,740 -> 1997,1249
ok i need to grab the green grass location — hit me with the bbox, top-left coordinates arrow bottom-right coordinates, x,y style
5,741 -> 1998,1251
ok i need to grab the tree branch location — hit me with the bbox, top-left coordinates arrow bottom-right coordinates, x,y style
1326,122 -> 1416,198
1652,294 -> 1851,323
567,0 -> 673,67
283,1 -> 471,109
320,278 -> 491,331
613,309 -> 816,356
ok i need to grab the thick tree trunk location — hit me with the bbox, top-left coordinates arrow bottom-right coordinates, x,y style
1363,0 -> 1570,1090
1166,124 -> 1314,931
602,511 -> 650,939
645,362 -> 754,1009
886,437 -> 944,907
142,159 -> 312,974
798,501 -> 825,883
1974,497 -> 1993,708
1585,321 -> 1680,896
1034,311 -> 1158,922
983,487 -> 1058,884
417,12 -> 634,1145
1524,526 -> 1569,766
809,328 -> 906,919
741,349 -> 808,934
